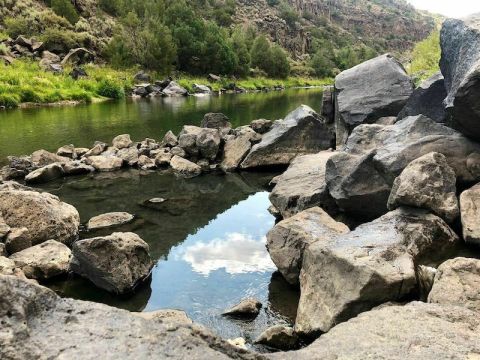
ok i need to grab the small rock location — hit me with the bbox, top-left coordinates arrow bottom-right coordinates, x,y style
62,161 -> 95,176
84,142 -> 107,157
155,150 -> 173,167
162,81 -> 188,96
25,163 -> 64,184
160,131 -> 178,148
178,126 -> 202,156
170,146 -> 186,158
192,84 -> 212,94
0,216 -> 11,240
138,155 -> 156,170
255,325 -> 299,350
134,71 -> 150,83
250,119 -> 273,134
85,155 -> 123,172
112,134 -> 133,149
201,113 -> 232,130
170,155 -> 202,178
31,149 -> 69,167
9,240 -> 71,280
418,265 -> 437,301
74,148 -> 90,157
135,309 -> 193,327
227,338 -> 247,350
0,256 -> 16,275
222,298 -> 262,319
5,227 -> 32,254
57,144 -> 76,158
196,128 -> 221,160
117,147 -> 139,166
87,212 -> 135,231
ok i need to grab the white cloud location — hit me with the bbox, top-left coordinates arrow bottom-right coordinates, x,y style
407,0 -> 480,18
181,233 -> 276,276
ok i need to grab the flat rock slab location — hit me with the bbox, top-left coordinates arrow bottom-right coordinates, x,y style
266,207 -> 349,285
70,232 -> 153,294
295,208 -> 459,336
87,212 -> 135,231
428,257 -> 480,313
9,240 -> 71,280
0,275 -> 261,360
240,105 -> 334,169
270,302 -> 480,360
269,151 -> 338,218
460,183 -> 480,245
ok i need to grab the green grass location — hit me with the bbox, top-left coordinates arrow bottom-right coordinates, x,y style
0,60 -> 134,108
406,29 -> 441,84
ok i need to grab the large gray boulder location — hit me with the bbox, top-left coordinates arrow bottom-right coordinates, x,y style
428,257 -> 480,312
334,54 -> 413,146
0,189 -> 79,246
460,183 -> 480,245
71,232 -> 153,294
201,113 -> 231,130
0,275 -> 261,359
266,207 -> 349,285
196,128 -> 221,160
269,151 -> 337,218
397,72 -> 447,123
388,152 -> 459,223
295,208 -> 459,336
270,302 -> 480,360
440,14 -> 480,141
178,125 -> 202,156
9,240 -> 71,281
220,132 -> 254,172
162,81 -> 188,97
326,115 -> 480,220
240,105 -> 334,169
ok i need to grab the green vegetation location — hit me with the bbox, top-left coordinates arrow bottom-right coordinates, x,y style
407,30 -> 441,82
0,61 -> 132,108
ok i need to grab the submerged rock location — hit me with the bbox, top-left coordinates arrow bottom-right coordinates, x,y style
71,232 -> 153,294
295,208 -> 459,336
397,72 -> 447,123
87,212 -> 135,231
428,257 -> 480,312
460,183 -> 480,246
0,189 -> 79,246
271,302 -> 480,360
240,105 -> 334,169
334,54 -> 413,146
255,325 -> 299,350
266,207 -> 349,285
441,14 -> 480,141
0,275 -> 259,359
9,240 -> 71,280
222,298 -> 262,319
269,151 -> 337,218
388,152 -> 459,223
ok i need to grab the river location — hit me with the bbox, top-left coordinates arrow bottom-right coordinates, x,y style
0,88 -> 323,349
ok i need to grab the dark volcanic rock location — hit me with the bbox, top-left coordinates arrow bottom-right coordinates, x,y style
334,54 -> 413,146
0,275 -> 261,359
240,105 -> 334,169
397,72 -> 447,123
441,14 -> 480,141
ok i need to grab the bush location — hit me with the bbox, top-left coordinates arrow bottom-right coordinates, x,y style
279,2 -> 299,28
96,79 -> 125,99
268,45 -> 290,78
4,17 -> 31,38
50,0 -> 79,25
40,27 -> 89,53
0,93 -> 20,108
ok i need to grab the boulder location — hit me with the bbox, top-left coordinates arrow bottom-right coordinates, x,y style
0,275 -> 260,359
397,72 -> 447,123
196,128 -> 221,160
460,183 -> 480,246
31,149 -> 69,167
9,240 -> 71,280
220,133 -> 254,172
269,151 -> 338,218
192,84 -> 212,94
4,227 -> 31,254
201,113 -> 232,130
62,161 -> 95,176
170,156 -> 202,178
388,152 -> 459,223
154,150 -> 173,167
255,325 -> 299,350
57,144 -> 76,158
178,126 -> 202,156
208,73 -> 221,82
3,156 -> 33,180
138,155 -> 156,170
86,155 -> 123,172
160,130 -> 178,148
0,189 -> 79,246
75,147 -> 90,157
41,50 -> 61,64
250,119 -> 273,134
116,147 -> 139,166
134,71 -> 150,83
326,115 -> 480,220
84,142 -> 107,157
266,207 -> 349,285
112,134 -> 133,149
170,146 -> 186,158
162,81 -> 188,97
70,232 -> 153,294
87,212 -> 135,231
25,163 -> 64,184
295,208 -> 459,336
61,47 -> 94,65
271,302 -> 480,360
428,257 -> 480,312
222,298 -> 262,319
440,14 -> 480,141
334,54 -> 413,146
240,105 -> 334,169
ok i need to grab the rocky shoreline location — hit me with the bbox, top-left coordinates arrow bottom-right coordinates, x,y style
2,15 -> 480,359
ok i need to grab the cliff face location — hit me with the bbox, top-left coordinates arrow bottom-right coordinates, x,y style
234,0 -> 436,58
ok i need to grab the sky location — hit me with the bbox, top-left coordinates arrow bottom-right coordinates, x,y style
407,0 -> 480,18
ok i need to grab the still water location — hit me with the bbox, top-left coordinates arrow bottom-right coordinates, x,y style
0,89 -> 322,346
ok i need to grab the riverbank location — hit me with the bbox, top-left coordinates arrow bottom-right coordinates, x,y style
0,59 -> 331,109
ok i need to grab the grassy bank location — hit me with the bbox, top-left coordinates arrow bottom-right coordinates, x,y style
0,59 -> 330,109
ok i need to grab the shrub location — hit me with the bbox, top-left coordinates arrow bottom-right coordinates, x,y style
0,93 -> 20,108
4,17 -> 31,38
41,27 -> 89,53
96,79 -> 125,99
50,0 -> 79,25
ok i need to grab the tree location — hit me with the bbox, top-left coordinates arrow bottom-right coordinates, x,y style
231,30 -> 251,77
269,45 -> 290,78
310,49 -> 334,77
50,0 -> 79,25
202,22 -> 236,75
250,35 -> 272,72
